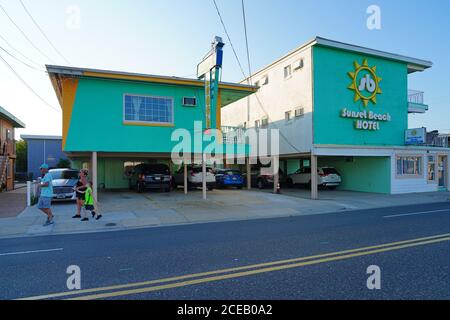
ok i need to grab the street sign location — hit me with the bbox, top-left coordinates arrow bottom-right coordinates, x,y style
405,128 -> 426,145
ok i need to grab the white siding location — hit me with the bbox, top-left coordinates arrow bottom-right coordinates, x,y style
221,47 -> 314,155
391,151 -> 439,194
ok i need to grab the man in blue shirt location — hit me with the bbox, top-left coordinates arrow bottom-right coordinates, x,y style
38,164 -> 54,226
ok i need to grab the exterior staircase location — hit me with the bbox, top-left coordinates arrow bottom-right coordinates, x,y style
0,155 -> 7,192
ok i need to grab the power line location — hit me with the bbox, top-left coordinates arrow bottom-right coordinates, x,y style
0,3 -> 55,63
241,0 -> 252,84
0,52 -> 60,112
0,45 -> 46,72
212,0 -> 247,80
0,32 -> 43,67
19,0 -> 72,66
212,0 -> 304,155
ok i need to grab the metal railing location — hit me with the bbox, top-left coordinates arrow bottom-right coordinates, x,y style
408,90 -> 425,104
221,126 -> 247,144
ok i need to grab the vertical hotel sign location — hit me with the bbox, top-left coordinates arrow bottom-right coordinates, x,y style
197,37 -> 224,130
341,59 -> 392,131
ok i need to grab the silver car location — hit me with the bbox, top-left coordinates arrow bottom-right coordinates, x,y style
49,169 -> 79,201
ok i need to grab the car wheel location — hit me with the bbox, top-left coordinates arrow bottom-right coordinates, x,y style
237,185 -> 243,190
287,179 -> 294,188
306,181 -> 312,189
257,179 -> 264,189
207,186 -> 214,191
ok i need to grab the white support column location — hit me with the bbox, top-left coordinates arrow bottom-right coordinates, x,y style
202,153 -> 207,200
273,155 -> 279,194
92,152 -> 98,201
247,158 -> 251,190
311,154 -> 318,200
184,163 -> 188,195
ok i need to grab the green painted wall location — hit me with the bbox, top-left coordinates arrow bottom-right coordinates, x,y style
313,46 -> 408,146
318,156 -> 391,194
66,78 -> 246,155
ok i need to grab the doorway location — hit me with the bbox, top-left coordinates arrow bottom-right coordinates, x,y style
438,155 -> 448,190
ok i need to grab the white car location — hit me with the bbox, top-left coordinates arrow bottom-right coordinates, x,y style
287,167 -> 342,189
173,166 -> 216,190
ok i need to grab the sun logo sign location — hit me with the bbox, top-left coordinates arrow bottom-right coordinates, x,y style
348,59 -> 382,107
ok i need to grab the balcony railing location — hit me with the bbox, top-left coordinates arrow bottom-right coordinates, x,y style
408,89 -> 425,104
221,126 -> 246,144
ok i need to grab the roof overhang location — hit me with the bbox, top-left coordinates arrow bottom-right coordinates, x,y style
21,135 -> 62,141
0,106 -> 25,128
314,37 -> 433,74
46,65 -> 258,108
242,36 -> 433,82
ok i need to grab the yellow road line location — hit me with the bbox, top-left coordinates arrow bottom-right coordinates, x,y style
72,236 -> 450,300
18,233 -> 450,300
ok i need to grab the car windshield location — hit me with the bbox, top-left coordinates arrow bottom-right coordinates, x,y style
220,170 -> 241,175
191,167 -> 214,173
50,170 -> 79,180
141,165 -> 170,175
322,168 -> 339,175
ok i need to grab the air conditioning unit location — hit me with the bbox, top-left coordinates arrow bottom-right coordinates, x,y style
183,97 -> 197,107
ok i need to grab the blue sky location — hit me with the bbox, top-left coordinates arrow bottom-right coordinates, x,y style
1,0 -> 449,137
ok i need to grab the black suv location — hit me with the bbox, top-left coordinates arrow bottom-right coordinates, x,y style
129,164 -> 172,193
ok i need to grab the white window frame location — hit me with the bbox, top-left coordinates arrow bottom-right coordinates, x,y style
285,111 -> 292,122
396,155 -> 424,178
123,93 -> 174,125
261,116 -> 269,128
295,107 -> 305,118
284,65 -> 292,79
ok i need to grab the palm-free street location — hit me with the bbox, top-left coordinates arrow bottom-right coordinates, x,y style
1,202 -> 449,300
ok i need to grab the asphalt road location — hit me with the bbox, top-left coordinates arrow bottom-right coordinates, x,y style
0,201 -> 449,300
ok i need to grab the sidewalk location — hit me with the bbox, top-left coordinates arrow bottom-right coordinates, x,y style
0,187 -> 27,219
0,189 -> 449,239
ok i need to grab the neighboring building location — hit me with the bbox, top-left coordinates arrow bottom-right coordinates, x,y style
46,65 -> 256,197
20,135 -> 67,179
222,37 -> 450,195
0,106 -> 25,191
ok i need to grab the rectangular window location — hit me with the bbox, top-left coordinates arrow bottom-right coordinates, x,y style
396,156 -> 423,176
182,97 -> 197,107
295,108 -> 305,118
261,117 -> 269,128
293,59 -> 304,70
124,94 -> 174,124
284,65 -> 292,79
261,75 -> 269,85
285,111 -> 292,122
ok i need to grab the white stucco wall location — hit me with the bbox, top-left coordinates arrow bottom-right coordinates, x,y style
221,46 -> 314,155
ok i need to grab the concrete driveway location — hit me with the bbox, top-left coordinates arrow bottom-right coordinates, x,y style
0,187 -> 449,239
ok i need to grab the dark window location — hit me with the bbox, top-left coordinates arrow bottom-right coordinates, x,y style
322,168 -> 339,175
138,164 -> 170,175
50,170 -> 78,180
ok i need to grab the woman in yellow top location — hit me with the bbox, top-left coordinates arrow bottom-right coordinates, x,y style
78,181 -> 102,221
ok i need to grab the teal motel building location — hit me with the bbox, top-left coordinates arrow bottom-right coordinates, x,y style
222,37 -> 450,197
46,65 -> 257,197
